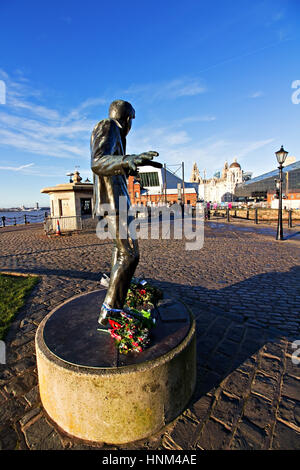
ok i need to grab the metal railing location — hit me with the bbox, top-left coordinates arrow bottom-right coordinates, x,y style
206,207 -> 298,227
0,213 -> 47,227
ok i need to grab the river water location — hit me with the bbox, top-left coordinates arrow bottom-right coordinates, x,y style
0,209 -> 49,226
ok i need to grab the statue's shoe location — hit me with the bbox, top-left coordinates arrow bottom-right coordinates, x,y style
98,311 -> 108,326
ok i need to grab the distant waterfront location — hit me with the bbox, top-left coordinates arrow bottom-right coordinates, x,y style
0,209 -> 49,226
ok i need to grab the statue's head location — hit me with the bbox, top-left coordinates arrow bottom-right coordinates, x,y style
109,100 -> 135,136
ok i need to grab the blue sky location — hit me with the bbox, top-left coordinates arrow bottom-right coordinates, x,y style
0,0 -> 299,207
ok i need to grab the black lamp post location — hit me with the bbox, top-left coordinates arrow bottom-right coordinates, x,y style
275,145 -> 288,240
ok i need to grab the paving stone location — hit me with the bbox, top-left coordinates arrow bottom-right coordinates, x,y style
0,399 -> 27,424
196,370 -> 223,397
222,370 -> 252,398
263,341 -> 286,359
216,340 -> 240,358
167,417 -> 198,450
23,385 -> 40,407
19,408 -> 40,429
277,397 -> 300,429
243,394 -> 275,431
271,420 -> 300,450
230,419 -> 268,450
23,416 -> 61,450
0,425 -> 18,450
196,418 -> 232,450
251,372 -> 278,402
189,394 -> 213,424
259,355 -> 284,378
226,325 -> 244,343
10,357 -> 36,374
4,373 -> 37,398
212,391 -> 243,428
281,375 -> 300,401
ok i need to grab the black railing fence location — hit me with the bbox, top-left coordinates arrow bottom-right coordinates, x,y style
205,207 -> 297,228
0,212 -> 48,227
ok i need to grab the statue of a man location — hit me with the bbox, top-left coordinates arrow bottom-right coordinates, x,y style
90,100 -> 161,325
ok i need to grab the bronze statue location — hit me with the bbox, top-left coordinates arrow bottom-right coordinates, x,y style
90,100 -> 161,325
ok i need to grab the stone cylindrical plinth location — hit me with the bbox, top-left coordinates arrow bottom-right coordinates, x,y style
35,289 -> 196,444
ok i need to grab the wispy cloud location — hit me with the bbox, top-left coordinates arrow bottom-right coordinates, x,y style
123,77 -> 207,102
0,70 -> 106,161
129,114 -> 274,178
249,91 -> 264,99
0,71 -> 210,169
0,163 -> 34,171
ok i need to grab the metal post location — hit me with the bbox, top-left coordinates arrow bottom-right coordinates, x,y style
246,209 -> 249,220
254,208 -> 258,224
227,208 -> 230,222
288,209 -> 292,228
276,164 -> 284,240
182,162 -> 185,206
24,214 -> 27,224
14,217 -> 16,226
1,216 -> 5,227
163,164 -> 167,204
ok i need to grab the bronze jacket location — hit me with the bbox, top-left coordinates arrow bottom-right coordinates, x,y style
90,118 -> 131,216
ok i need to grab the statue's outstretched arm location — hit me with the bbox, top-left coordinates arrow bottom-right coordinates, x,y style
91,121 -> 160,177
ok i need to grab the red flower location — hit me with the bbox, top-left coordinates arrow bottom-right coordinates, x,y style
139,289 -> 146,295
109,330 -> 122,341
108,319 -> 121,329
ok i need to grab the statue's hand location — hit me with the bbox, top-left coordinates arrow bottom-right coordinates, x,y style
124,151 -> 159,173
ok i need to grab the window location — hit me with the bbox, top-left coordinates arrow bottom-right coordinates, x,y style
135,192 -> 139,198
140,172 -> 159,187
80,198 -> 92,215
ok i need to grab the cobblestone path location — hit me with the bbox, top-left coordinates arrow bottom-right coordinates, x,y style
0,222 -> 299,450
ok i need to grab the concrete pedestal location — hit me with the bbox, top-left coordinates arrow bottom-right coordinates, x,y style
35,289 -> 196,444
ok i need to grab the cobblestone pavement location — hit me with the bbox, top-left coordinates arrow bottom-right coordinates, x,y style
0,221 -> 299,450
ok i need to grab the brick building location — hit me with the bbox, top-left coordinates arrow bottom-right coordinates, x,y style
127,165 -> 199,206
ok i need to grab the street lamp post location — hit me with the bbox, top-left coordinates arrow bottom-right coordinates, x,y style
275,145 -> 288,240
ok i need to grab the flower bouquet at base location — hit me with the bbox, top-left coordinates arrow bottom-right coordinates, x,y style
125,279 -> 163,310
106,308 -> 156,355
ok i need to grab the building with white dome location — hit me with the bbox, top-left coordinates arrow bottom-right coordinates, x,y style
190,158 -> 248,203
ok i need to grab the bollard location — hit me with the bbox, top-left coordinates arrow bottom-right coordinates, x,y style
246,209 -> 249,220
226,208 -> 230,222
1,216 -> 5,227
24,214 -> 27,224
288,209 -> 293,228
254,208 -> 258,224
14,217 -> 16,226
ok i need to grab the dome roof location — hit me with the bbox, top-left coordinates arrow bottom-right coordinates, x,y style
229,159 -> 241,169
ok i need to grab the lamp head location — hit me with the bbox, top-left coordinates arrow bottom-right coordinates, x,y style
275,145 -> 288,165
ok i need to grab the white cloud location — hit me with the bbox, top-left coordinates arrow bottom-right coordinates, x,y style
250,91 -> 264,99
123,77 -> 207,102
0,71 -> 105,161
0,163 -> 34,171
